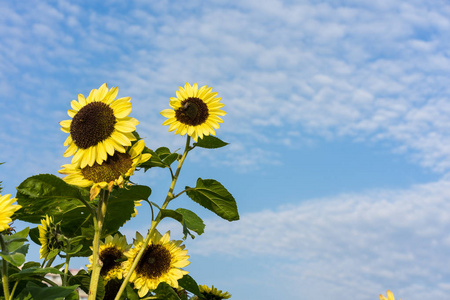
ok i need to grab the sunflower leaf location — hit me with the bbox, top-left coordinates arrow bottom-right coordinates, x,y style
103,185 -> 151,236
3,227 -> 29,252
194,135 -> 229,149
26,282 -> 79,300
178,274 -> 202,297
186,178 -> 239,221
175,208 -> 205,236
0,250 -> 26,266
15,174 -> 90,224
159,209 -> 195,239
154,282 -> 181,300
9,267 -> 64,281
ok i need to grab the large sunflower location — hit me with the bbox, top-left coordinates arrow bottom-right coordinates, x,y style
59,139 -> 151,200
123,231 -> 190,298
60,83 -> 138,168
87,234 -> 130,282
161,83 -> 226,141
0,194 -> 21,232
38,215 -> 63,260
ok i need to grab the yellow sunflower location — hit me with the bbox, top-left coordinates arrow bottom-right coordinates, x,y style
87,234 -> 130,282
123,231 -> 190,298
198,285 -> 232,300
60,83 -> 139,168
59,139 -> 151,200
0,194 -> 21,232
380,290 -> 401,300
38,215 -> 63,260
161,83 -> 226,141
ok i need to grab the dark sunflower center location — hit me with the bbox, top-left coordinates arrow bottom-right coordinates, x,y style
81,152 -> 133,183
136,244 -> 172,279
100,246 -> 124,277
70,102 -> 116,149
175,97 -> 209,126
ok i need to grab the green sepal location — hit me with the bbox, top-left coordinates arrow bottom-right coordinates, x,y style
194,135 -> 229,149
178,274 -> 202,297
186,178 -> 239,221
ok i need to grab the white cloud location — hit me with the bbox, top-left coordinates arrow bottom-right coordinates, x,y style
187,178 -> 450,299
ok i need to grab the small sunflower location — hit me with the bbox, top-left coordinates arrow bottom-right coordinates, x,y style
60,83 -> 139,168
198,285 -> 231,300
38,215 -> 63,260
161,83 -> 226,141
59,139 -> 151,200
87,234 -> 130,282
0,194 -> 21,232
380,290 -> 401,300
123,231 -> 190,298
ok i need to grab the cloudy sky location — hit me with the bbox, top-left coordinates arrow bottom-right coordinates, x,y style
1,0 -> 450,299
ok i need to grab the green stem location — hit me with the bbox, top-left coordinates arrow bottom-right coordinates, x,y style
114,136 -> 192,300
0,235 -> 9,300
9,281 -> 19,300
63,249 -> 71,286
88,189 -> 109,300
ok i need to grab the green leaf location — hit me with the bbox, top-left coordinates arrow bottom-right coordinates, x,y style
0,251 -> 25,266
178,274 -> 202,297
26,282 -> 79,300
154,282 -> 181,300
186,178 -> 239,221
103,185 -> 151,236
194,135 -> 229,149
162,153 -> 179,166
140,147 -> 180,170
9,267 -> 63,281
175,208 -> 205,235
159,209 -> 194,239
15,174 -> 90,225
3,227 -> 29,252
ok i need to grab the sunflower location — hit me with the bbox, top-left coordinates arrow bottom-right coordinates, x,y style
38,215 -> 63,260
0,194 -> 21,232
123,231 -> 190,298
161,83 -> 226,141
380,290 -> 401,300
60,83 -> 139,168
198,285 -> 231,300
59,139 -> 151,200
87,234 -> 130,282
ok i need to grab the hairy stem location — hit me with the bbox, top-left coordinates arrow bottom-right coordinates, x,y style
88,190 -> 109,300
114,136 -> 192,300
0,235 -> 9,300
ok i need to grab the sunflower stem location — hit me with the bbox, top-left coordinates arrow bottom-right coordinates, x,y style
88,189 -> 109,300
114,136 -> 192,300
63,247 -> 71,286
0,234 -> 10,300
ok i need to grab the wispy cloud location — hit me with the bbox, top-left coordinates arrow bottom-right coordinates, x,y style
188,178 -> 450,299
1,1 -> 450,173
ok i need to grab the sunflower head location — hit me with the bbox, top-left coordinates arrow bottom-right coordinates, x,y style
60,83 -> 139,168
198,285 -> 232,300
59,139 -> 151,200
161,83 -> 226,141
38,215 -> 63,260
0,194 -> 22,233
87,234 -> 130,282
124,231 -> 190,298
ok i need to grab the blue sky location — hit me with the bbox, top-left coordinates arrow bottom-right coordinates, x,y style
1,0 -> 450,299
